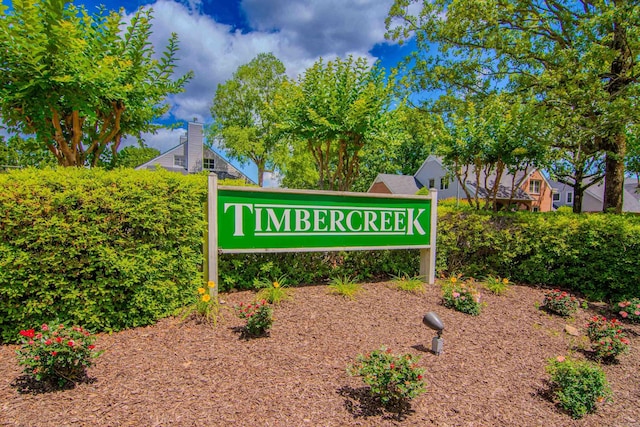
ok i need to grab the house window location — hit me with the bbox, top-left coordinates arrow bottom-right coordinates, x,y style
203,158 -> 215,170
428,178 -> 435,189
553,193 -> 560,201
174,155 -> 185,167
567,192 -> 573,204
532,206 -> 540,212
440,177 -> 449,190
529,179 -> 541,194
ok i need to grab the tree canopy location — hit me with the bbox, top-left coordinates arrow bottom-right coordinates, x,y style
273,56 -> 397,191
209,53 -> 287,187
387,0 -> 640,213
0,0 -> 192,167
434,94 -> 549,209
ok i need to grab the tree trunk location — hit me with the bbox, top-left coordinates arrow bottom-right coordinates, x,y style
602,134 -> 625,213
572,186 -> 583,214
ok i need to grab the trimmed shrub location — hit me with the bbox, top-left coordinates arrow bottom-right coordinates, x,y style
435,207 -> 640,301
0,168 -> 206,342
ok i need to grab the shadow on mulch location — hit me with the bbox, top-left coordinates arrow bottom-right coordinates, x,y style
573,348 -> 622,366
337,386 -> 415,421
229,326 -> 271,341
411,343 -> 442,356
10,374 -> 96,395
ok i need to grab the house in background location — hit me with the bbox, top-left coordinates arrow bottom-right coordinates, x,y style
136,122 -> 255,184
550,178 -> 640,213
369,155 -> 554,212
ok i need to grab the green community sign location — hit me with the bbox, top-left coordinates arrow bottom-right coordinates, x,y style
206,175 -> 438,294
218,187 -> 433,251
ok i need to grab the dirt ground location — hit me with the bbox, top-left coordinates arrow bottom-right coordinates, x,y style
1,281 -> 639,427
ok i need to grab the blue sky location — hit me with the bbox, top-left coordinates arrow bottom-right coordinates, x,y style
4,0 -> 419,182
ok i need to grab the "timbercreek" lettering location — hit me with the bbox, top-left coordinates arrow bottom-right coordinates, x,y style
223,203 -> 426,237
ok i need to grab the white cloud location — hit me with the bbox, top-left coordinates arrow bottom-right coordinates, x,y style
241,0 -> 394,57
120,0 -> 396,174
120,127 -> 185,153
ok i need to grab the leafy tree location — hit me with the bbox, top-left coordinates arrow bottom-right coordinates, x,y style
436,94 -> 549,210
209,53 -> 287,187
547,113 -> 605,213
0,135 -> 57,170
352,105 -> 441,192
98,145 -> 161,169
387,0 -> 640,213
273,56 -> 397,191
0,0 -> 192,167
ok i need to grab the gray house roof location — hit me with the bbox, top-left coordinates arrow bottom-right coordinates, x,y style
368,173 -> 422,194
584,181 -> 640,213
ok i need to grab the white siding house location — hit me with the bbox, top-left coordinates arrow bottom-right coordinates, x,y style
136,122 -> 255,184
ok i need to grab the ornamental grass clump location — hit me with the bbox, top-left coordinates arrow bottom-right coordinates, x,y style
235,300 -> 273,337
483,275 -> 511,296
391,272 -> 425,294
16,323 -> 101,388
255,276 -> 292,305
586,316 -> 630,361
327,275 -> 362,300
441,275 -> 482,316
546,356 -> 612,419
348,347 -> 426,409
616,298 -> 640,322
181,281 -> 222,325
542,289 -> 580,317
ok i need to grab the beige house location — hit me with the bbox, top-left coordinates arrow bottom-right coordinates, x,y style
136,122 -> 255,184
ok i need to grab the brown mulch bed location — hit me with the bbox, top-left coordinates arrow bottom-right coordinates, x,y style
1,282 -> 639,427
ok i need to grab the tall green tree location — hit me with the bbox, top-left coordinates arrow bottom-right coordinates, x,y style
209,53 -> 287,187
352,105 -> 441,192
274,56 -> 397,191
0,0 -> 192,167
387,0 -> 640,213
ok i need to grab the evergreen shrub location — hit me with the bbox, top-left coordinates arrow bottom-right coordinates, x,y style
0,168 -> 206,342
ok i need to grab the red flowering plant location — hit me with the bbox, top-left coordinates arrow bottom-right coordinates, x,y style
234,300 -> 273,337
586,316 -> 630,361
348,346 -> 426,409
616,298 -> 640,323
16,323 -> 101,387
542,289 -> 580,317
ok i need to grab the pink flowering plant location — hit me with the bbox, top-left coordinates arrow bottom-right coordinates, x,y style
348,347 -> 426,409
586,316 -> 630,361
234,300 -> 273,337
441,275 -> 482,316
542,289 -> 580,317
16,323 -> 101,387
616,298 -> 640,322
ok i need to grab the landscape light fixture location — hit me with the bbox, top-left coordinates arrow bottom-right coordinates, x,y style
422,311 -> 444,355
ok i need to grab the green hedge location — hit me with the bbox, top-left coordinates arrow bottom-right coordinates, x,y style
0,168 -> 207,343
436,206 -> 640,301
2,168 -> 638,342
